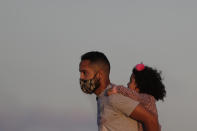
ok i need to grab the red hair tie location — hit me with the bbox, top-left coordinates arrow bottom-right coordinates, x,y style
135,63 -> 145,71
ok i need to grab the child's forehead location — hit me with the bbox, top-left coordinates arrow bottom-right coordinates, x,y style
130,74 -> 135,78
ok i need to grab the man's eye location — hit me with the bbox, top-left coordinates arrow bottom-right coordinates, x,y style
84,72 -> 88,76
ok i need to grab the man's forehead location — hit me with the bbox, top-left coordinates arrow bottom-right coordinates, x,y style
79,60 -> 92,70
79,60 -> 98,71
80,60 -> 91,66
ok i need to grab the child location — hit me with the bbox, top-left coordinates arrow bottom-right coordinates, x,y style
107,63 -> 166,131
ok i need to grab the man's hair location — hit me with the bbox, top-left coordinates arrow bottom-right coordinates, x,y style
81,51 -> 110,74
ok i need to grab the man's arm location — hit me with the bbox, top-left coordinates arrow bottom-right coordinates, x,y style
130,104 -> 159,131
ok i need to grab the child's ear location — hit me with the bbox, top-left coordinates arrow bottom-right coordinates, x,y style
135,84 -> 140,92
135,87 -> 140,92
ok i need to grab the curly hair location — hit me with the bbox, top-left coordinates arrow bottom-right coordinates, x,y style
133,65 -> 166,101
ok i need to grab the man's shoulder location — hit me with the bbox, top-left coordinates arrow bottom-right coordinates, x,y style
108,93 -> 138,106
107,92 -> 139,117
106,83 -> 135,101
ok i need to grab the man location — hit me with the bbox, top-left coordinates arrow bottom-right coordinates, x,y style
79,51 -> 159,131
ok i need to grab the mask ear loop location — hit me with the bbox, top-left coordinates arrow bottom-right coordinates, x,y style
93,72 -> 98,79
93,70 -> 101,81
91,71 -> 101,93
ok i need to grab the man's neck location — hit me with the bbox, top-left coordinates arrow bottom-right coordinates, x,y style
94,79 -> 110,96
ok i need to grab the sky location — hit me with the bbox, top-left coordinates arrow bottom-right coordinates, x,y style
0,0 -> 197,131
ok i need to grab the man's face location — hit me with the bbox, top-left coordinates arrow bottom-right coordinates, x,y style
79,60 -> 96,80
79,60 -> 101,94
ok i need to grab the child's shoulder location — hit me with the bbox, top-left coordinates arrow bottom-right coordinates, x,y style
139,93 -> 156,103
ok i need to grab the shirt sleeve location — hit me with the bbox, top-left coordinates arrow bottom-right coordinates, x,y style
108,93 -> 139,116
116,86 -> 140,101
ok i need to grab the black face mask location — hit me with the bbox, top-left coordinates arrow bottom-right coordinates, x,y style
80,73 -> 100,94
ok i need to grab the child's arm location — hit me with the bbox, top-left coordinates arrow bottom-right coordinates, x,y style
107,85 -> 140,101
107,85 -> 152,110
107,87 -> 118,96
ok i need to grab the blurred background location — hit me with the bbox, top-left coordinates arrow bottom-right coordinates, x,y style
0,0 -> 197,130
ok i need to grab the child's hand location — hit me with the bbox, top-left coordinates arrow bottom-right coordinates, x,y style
107,87 -> 118,96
